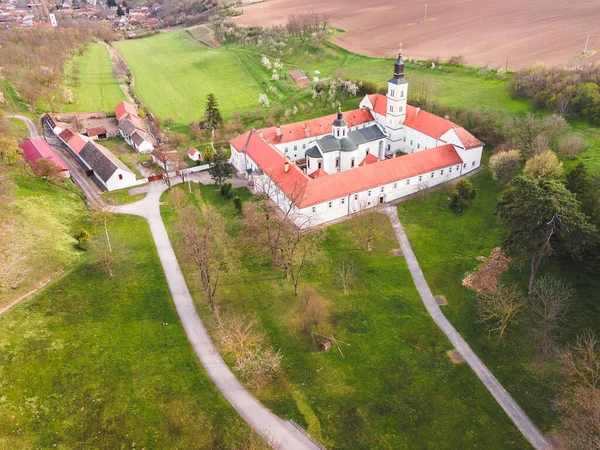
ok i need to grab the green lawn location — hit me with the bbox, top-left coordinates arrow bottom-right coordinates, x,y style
59,42 -> 126,113
159,183 -> 528,449
114,31 -> 531,127
0,175 -> 88,310
0,214 -> 252,449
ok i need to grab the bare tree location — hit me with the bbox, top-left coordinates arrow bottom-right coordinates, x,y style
179,205 -> 229,313
302,295 -> 330,329
168,186 -> 186,212
351,204 -> 388,251
560,330 -> 600,391
335,259 -> 357,294
554,386 -> 600,450
153,144 -> 175,188
91,236 -> 126,277
281,228 -> 325,295
529,276 -> 574,357
93,203 -> 116,253
476,283 -> 526,340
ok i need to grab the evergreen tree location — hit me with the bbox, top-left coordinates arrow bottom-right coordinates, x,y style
107,0 -> 117,7
496,176 -> 596,293
78,229 -> 92,251
204,93 -> 223,128
116,4 -> 124,16
449,179 -> 477,210
565,163 -> 591,198
209,149 -> 233,185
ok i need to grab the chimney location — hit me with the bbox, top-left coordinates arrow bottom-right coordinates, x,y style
284,162 -> 290,173
276,125 -> 281,137
444,114 -> 450,120
416,107 -> 421,115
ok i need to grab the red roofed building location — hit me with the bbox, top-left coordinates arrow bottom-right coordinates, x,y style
114,100 -> 138,121
229,48 -> 483,227
20,139 -> 69,177
87,126 -> 108,140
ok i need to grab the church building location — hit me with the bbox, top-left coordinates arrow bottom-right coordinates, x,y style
229,48 -> 483,227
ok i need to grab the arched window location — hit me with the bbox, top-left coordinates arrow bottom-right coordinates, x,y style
337,129 -> 340,137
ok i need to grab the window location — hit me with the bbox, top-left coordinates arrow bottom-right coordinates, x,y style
380,187 -> 384,193
351,158 -> 355,168
417,143 -> 420,149
294,154 -> 297,159
387,144 -> 391,151
118,174 -> 123,180
294,145 -> 297,151
368,190 -> 372,197
354,194 -> 358,201
449,166 -> 452,173
400,90 -> 404,97
441,169 -> 444,175
335,157 -> 340,168
464,163 -> 467,168
312,206 -> 316,213
418,175 -> 422,182
406,179 -> 410,185
366,149 -> 370,154
403,136 -> 406,142
472,161 -> 476,166
341,198 -> 345,205
285,147 -> 288,153
337,130 -> 340,137
399,106 -> 403,112
456,165 -> 460,171
307,159 -> 311,168
431,172 -> 434,178
391,89 -> 395,96
303,144 -> 306,149
328,201 -> 332,209
318,161 -> 322,169
410,140 -> 413,146
389,105 -> 393,113
393,182 -> 397,189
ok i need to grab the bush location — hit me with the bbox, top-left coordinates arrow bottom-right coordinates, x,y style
220,182 -> 232,197
489,149 -> 521,185
558,134 -> 585,158
227,186 -> 238,199
233,196 -> 242,213
450,179 -> 477,210
447,55 -> 466,66
524,150 -> 563,179
77,229 -> 91,251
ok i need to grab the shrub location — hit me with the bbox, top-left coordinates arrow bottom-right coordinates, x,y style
77,229 -> 91,251
447,55 -> 466,66
524,150 -> 563,179
450,179 -> 477,210
558,134 -> 585,158
489,149 -> 521,185
227,186 -> 238,199
233,196 -> 242,213
220,182 -> 232,197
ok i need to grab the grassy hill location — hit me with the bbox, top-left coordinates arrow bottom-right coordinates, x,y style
58,42 -> 126,113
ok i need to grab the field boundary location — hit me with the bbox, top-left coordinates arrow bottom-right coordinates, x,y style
0,269 -> 67,316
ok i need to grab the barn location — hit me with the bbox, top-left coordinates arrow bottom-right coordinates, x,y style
20,139 -> 70,178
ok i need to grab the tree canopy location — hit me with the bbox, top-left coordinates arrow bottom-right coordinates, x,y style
208,149 -> 232,185
204,93 -> 223,129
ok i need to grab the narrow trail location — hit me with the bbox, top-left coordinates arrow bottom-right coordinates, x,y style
383,205 -> 551,450
8,114 -> 40,139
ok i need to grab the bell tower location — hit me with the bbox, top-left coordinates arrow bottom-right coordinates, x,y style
385,43 -> 409,153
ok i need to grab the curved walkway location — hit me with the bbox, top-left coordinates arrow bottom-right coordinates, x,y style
383,206 -> 551,450
117,181 -> 321,450
8,114 -> 40,139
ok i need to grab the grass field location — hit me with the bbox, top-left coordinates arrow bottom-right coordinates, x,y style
159,184 -> 528,449
0,175 -> 88,310
59,42 -> 126,113
114,31 -> 530,126
0,214 -> 252,449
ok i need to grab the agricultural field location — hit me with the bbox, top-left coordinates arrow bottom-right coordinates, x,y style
237,0 -> 600,69
159,184 -> 528,449
0,215 -> 252,449
0,175 -> 88,310
114,30 -> 529,127
58,42 -> 126,113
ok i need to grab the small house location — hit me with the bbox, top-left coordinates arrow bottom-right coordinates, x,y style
151,149 -> 181,172
87,126 -> 108,140
187,147 -> 202,162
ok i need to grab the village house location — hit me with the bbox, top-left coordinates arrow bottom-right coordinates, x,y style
115,100 -> 154,153
20,138 -> 70,177
229,47 -> 483,227
187,147 -> 202,162
151,148 -> 181,172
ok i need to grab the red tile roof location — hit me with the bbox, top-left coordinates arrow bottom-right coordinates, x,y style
359,153 -> 379,166
366,93 -> 483,146
231,131 -> 462,209
87,126 -> 107,137
58,128 -> 75,143
120,113 -> 144,130
257,108 -> 374,145
115,100 -> 138,121
309,168 -> 328,179
68,135 -> 89,154
20,139 -> 69,172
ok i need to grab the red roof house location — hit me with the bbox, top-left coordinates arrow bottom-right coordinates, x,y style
87,126 -> 108,139
20,139 -> 69,175
115,101 -> 138,121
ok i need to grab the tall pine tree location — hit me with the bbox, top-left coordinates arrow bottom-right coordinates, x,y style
204,93 -> 223,128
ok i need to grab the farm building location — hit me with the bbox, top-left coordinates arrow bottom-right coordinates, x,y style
115,101 -> 154,154
87,126 -> 108,140
20,139 -> 70,178
229,48 -> 483,227
115,100 -> 138,121
79,141 -> 137,191
151,148 -> 182,172
187,147 -> 202,162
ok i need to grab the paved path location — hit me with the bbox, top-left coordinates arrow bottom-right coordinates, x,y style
8,114 -> 40,139
117,181 -> 321,450
383,206 -> 551,450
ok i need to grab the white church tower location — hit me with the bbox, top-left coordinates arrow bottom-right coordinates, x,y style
385,44 -> 409,154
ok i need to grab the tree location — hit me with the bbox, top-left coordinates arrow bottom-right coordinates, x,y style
335,259 -> 357,294
77,229 -> 91,251
107,0 -> 117,7
116,4 -> 124,16
91,236 -> 126,277
529,276 -> 574,357
280,227 -> 325,295
153,144 -> 175,188
560,330 -> 600,391
558,134 -> 585,157
489,149 -> 521,185
204,93 -> 223,129
208,149 -> 232,186
565,163 -> 591,198
523,150 -> 563,179
168,186 -> 186,212
92,203 -> 115,253
476,283 -> 526,340
449,178 -> 477,210
33,159 -> 62,185
496,176 -> 596,293
504,113 -> 568,159
0,134 -> 19,163
179,205 -> 230,312
352,206 -> 388,251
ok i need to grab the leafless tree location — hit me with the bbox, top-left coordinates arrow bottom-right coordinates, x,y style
91,236 -> 127,277
168,186 -> 186,212
280,227 -> 325,295
560,330 -> 600,391
351,203 -> 388,251
179,205 -> 229,313
335,259 -> 357,294
529,276 -> 574,358
554,386 -> 600,450
213,311 -> 263,359
153,144 -> 176,188
302,295 -> 330,329
93,203 -> 116,253
476,283 -> 526,340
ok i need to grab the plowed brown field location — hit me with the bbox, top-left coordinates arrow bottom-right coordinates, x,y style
236,0 -> 600,69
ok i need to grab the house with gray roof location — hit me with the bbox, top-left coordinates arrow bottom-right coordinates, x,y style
80,141 -> 137,191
